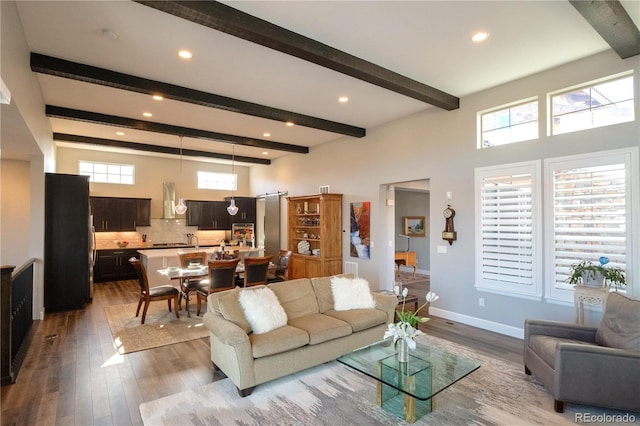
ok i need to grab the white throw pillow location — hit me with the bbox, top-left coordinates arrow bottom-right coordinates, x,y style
331,277 -> 376,311
238,287 -> 288,334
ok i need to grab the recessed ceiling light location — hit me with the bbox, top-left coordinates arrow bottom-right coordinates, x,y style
338,96 -> 349,103
178,50 -> 192,59
286,121 -> 294,127
152,95 -> 163,101
143,112 -> 152,117
116,131 -> 125,136
262,151 -> 269,156
263,132 -> 271,137
471,32 -> 490,43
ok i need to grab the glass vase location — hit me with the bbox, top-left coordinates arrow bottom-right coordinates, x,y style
398,339 -> 409,363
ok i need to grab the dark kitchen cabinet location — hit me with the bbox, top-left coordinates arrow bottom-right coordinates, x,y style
186,200 -> 231,230
91,197 -> 151,231
94,248 -> 138,282
225,197 -> 256,224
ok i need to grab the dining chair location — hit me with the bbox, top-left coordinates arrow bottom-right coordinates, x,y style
195,258 -> 241,316
267,250 -> 292,283
129,258 -> 180,324
178,251 -> 208,312
242,255 -> 273,287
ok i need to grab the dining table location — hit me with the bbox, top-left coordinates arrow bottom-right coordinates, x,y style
157,262 -> 285,316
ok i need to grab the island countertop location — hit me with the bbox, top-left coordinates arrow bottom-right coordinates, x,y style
137,245 -> 261,259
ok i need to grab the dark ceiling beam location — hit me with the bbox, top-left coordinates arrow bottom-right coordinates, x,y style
570,0 -> 640,59
31,53 -> 365,138
45,105 -> 309,154
53,133 -> 270,165
135,0 -> 460,111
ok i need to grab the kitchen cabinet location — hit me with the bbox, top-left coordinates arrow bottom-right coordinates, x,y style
91,197 -> 151,231
225,196 -> 256,223
287,193 -> 342,279
186,200 -> 231,230
94,248 -> 138,282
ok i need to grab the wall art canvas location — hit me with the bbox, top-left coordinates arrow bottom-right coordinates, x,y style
350,201 -> 370,259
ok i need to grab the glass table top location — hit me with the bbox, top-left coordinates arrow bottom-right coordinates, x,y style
337,339 -> 480,401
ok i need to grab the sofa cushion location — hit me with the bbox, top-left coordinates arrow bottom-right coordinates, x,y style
311,273 -> 353,313
331,276 -> 376,311
595,292 -> 640,350
268,278 -> 319,320
324,308 -> 387,332
210,287 -> 253,334
288,313 -> 352,345
529,335 -> 596,367
249,325 -> 309,358
239,287 -> 288,334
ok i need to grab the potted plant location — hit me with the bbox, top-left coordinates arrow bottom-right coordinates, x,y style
567,257 -> 626,289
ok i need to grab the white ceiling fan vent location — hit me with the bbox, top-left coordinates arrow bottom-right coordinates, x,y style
319,185 -> 330,194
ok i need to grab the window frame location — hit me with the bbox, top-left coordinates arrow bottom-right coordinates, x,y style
477,97 -> 539,149
544,147 -> 638,303
475,160 -> 543,299
78,160 -> 135,185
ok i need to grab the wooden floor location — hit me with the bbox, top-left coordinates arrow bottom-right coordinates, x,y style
1,278 -> 523,426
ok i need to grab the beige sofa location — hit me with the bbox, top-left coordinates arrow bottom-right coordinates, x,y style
202,275 -> 398,396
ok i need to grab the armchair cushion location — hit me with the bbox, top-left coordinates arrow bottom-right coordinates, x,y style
595,292 -> 640,350
529,335 -> 596,367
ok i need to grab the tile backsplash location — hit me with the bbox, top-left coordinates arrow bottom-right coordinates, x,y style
94,219 -> 228,249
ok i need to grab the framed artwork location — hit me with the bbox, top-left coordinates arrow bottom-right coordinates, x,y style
350,201 -> 370,259
404,216 -> 426,237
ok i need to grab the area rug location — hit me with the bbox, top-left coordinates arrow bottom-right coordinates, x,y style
104,302 -> 208,354
139,334 -> 638,425
396,271 -> 429,286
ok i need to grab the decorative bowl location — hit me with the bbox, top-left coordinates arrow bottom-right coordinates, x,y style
116,241 -> 129,248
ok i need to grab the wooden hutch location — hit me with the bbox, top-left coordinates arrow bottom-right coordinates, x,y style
287,193 -> 343,279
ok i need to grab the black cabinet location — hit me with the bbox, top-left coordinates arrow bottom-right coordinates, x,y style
94,249 -> 138,282
225,197 -> 256,223
91,197 -> 151,231
186,200 -> 231,230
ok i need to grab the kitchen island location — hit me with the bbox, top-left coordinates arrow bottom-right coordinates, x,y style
137,246 -> 262,287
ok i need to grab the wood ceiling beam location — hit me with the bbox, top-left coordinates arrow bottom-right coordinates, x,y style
570,0 -> 640,59
53,133 -> 271,165
31,53 -> 364,138
45,105 -> 309,154
135,0 -> 460,111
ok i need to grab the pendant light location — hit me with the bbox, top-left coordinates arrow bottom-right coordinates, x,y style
227,144 -> 239,216
173,136 -> 188,215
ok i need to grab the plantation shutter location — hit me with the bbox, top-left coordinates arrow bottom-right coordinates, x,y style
475,162 -> 541,298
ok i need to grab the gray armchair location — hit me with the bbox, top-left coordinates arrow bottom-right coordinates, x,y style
524,292 -> 640,413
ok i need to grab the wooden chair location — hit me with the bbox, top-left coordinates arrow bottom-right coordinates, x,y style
129,258 -> 179,324
196,258 -> 241,316
242,255 -> 273,287
178,251 -> 208,313
267,250 -> 292,283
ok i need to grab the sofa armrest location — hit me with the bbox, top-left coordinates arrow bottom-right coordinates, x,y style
372,293 -> 399,323
524,319 -> 597,347
203,311 -> 250,346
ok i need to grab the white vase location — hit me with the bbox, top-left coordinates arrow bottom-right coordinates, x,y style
582,270 -> 604,288
398,339 -> 409,363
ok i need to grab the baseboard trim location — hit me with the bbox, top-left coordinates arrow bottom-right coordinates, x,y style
429,307 -> 524,340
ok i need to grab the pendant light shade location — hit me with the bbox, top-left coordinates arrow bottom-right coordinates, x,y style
173,136 -> 188,215
227,144 -> 239,216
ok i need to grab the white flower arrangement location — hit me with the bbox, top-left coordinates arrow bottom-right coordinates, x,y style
383,288 -> 439,350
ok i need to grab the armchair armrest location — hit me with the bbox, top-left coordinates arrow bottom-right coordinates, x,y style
524,319 -> 597,347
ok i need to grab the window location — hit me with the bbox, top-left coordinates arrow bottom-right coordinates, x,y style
475,161 -> 542,298
544,148 -> 637,302
478,99 -> 538,148
197,171 -> 236,190
79,161 -> 134,184
550,73 -> 634,135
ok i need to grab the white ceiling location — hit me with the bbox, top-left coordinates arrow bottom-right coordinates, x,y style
3,0 -> 638,164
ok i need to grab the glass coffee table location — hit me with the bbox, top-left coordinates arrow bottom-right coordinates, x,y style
337,339 -> 480,423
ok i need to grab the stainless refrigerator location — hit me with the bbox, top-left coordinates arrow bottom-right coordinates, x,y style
44,173 -> 92,312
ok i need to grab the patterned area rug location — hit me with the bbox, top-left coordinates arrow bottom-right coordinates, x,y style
104,302 -> 208,354
139,334 -> 638,425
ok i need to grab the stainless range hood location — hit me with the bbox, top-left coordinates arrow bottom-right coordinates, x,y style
163,182 -> 176,219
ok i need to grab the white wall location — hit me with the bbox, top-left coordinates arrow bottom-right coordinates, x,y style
0,160 -> 31,266
251,50 -> 640,337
